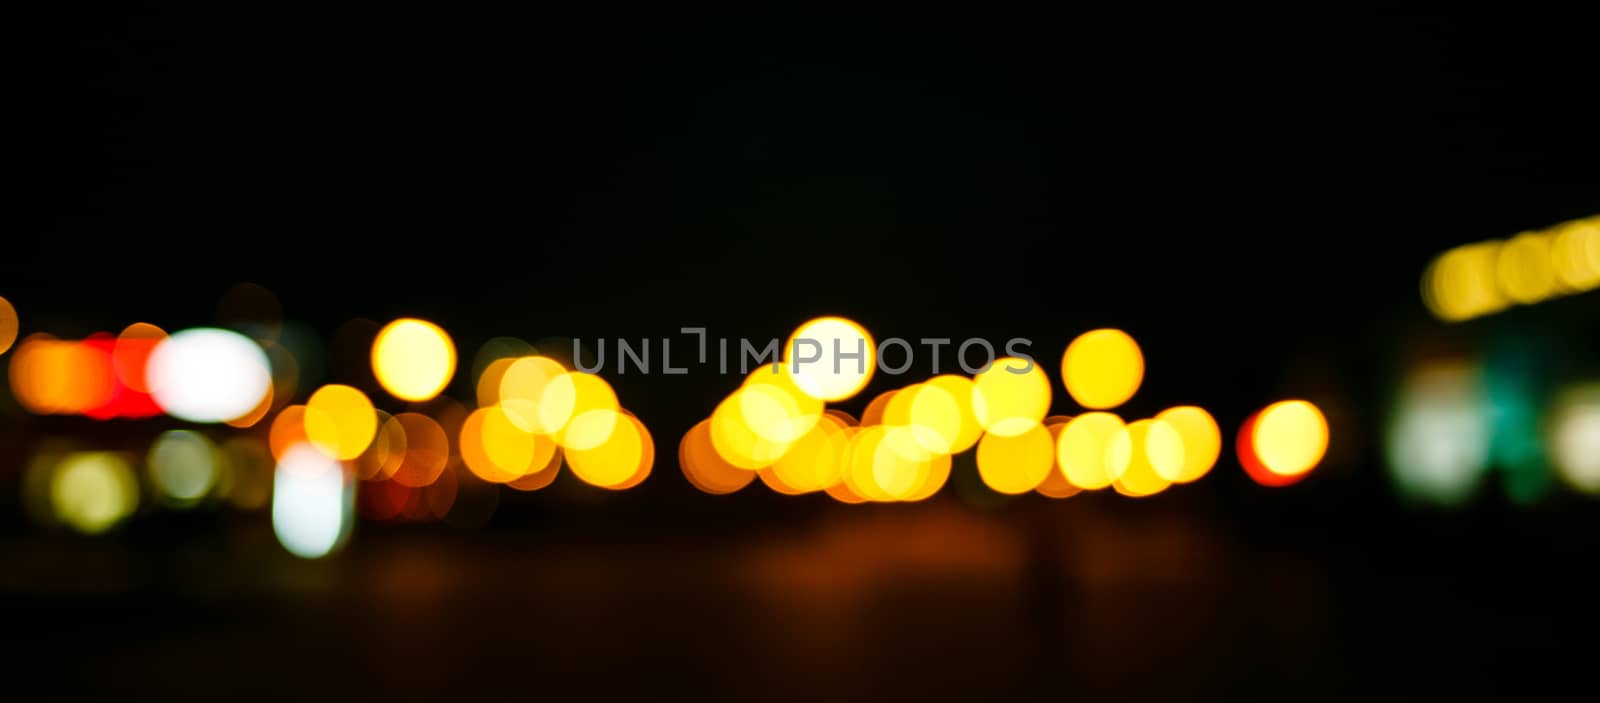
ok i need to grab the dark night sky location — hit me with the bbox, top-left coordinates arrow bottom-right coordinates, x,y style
12,6 -> 1597,459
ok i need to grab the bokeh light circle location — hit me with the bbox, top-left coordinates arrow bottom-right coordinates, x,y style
971,357 -> 1051,436
1252,400 -> 1329,478
1061,328 -> 1144,410
787,316 -> 876,401
1154,406 -> 1221,483
371,318 -> 456,402
1056,412 -> 1128,490
51,452 -> 140,534
976,421 -> 1054,494
147,429 -> 220,505
566,409 -> 652,489
146,327 -> 273,423
304,384 -> 378,460
1108,418 -> 1181,497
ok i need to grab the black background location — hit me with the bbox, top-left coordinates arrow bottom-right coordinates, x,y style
5,5 -> 1600,699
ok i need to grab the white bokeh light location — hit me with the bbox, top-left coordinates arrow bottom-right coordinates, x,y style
1550,384 -> 1600,495
146,328 -> 272,423
271,442 -> 354,559
1385,361 -> 1491,506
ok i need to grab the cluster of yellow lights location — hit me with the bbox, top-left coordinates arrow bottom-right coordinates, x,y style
301,321 -> 653,493
462,354 -> 651,491
684,323 -> 1238,501
1422,214 -> 1600,322
3,279 -> 1341,556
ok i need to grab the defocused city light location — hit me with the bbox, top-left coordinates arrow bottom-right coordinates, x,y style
498,354 -> 567,432
506,449 -> 562,492
540,370 -> 621,450
147,429 -> 221,506
1155,406 -> 1221,483
50,451 -> 140,535
1252,401 -> 1328,478
1109,419 -> 1180,498
971,356 -> 1051,436
1424,242 -> 1508,321
1036,419 -> 1082,499
1056,412 -> 1128,490
351,410 -> 405,480
9,334 -> 116,415
1551,217 -> 1600,290
680,419 -> 757,494
111,323 -> 165,393
391,412 -> 450,488
269,405 -> 311,459
976,420 -> 1053,494
901,382 -> 963,455
146,327 -> 273,423
1423,214 -> 1600,322
0,294 -> 16,355
566,410 -> 653,489
272,442 -> 355,559
1548,383 -> 1600,496
1240,401 -> 1328,487
1061,328 -> 1144,409
770,413 -> 849,493
869,426 -> 931,500
740,365 -> 822,445
758,465 -> 806,495
787,316 -> 875,402
461,404 -> 557,483
304,384 -> 379,460
371,318 -> 457,402
1385,361 -> 1490,506
923,374 -> 983,453
710,390 -> 792,469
